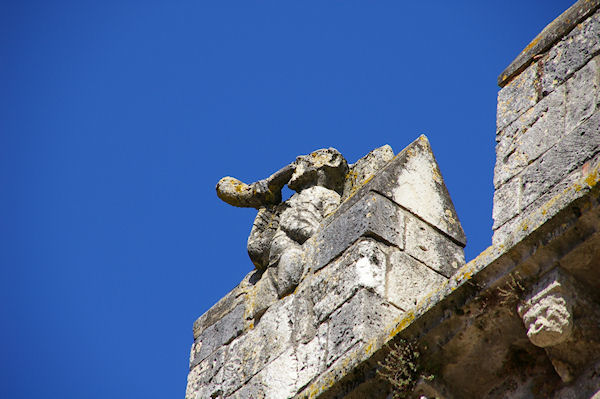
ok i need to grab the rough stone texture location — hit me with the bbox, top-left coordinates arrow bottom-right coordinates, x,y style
309,238 -> 388,323
326,289 -> 402,367
541,8 -> 600,96
386,248 -> 447,311
497,61 -> 539,132
494,84 -> 566,189
309,191 -> 404,271
403,212 -> 465,277
498,0 -> 600,87
190,302 -> 245,366
280,186 -> 341,245
221,295 -> 295,395
342,144 -> 394,201
247,206 -> 280,270
517,270 -> 575,348
565,56 -> 600,133
372,135 -> 466,246
520,111 -> 600,210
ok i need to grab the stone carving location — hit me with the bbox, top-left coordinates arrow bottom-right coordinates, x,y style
517,275 -> 574,348
216,148 -> 348,296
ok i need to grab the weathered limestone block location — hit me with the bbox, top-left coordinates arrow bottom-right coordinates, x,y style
309,238 -> 388,322
229,347 -> 299,399
565,56 -> 600,133
541,9 -> 600,96
221,296 -> 295,395
309,191 -> 404,271
492,175 -> 522,230
494,85 -> 566,189
342,144 -> 395,201
326,289 -> 402,367
404,212 -> 465,277
386,248 -> 448,311
521,111 -> 600,210
366,135 -> 466,246
193,286 -> 245,340
497,61 -> 539,132
245,269 -> 278,320
190,302 -> 245,366
186,346 -> 226,399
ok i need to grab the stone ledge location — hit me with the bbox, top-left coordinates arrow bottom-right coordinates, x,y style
498,0 -> 600,87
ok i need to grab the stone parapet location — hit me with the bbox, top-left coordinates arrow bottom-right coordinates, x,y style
186,136 -> 466,399
493,4 -> 600,245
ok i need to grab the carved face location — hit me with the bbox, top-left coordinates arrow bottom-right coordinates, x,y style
520,293 -> 573,348
288,148 -> 348,193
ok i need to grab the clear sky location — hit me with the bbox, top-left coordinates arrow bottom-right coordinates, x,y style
1,1 -> 575,398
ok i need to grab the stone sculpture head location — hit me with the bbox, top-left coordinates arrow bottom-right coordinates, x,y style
288,148 -> 348,194
518,279 -> 574,348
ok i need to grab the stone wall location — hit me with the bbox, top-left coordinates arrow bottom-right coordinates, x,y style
493,1 -> 600,245
186,136 -> 466,399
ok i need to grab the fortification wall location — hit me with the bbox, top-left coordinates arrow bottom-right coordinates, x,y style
493,1 -> 600,245
186,1 -> 600,398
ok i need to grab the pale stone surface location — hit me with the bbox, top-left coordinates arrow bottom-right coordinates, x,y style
494,85 -> 566,189
520,110 -> 600,210
280,186 -> 341,244
310,238 -> 388,322
342,144 -> 394,201
247,206 -> 280,270
309,191 -> 404,271
541,9 -> 600,96
378,136 -> 466,246
288,148 -> 348,194
326,289 -> 402,366
492,175 -> 522,230
497,61 -> 539,132
518,290 -> 574,348
191,302 -> 245,365
386,248 -> 447,311
404,213 -> 465,277
566,56 -> 599,133
221,296 -> 294,395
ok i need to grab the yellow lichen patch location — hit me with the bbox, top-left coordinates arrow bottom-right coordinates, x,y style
584,169 -> 599,188
388,311 -> 415,337
522,36 -> 541,53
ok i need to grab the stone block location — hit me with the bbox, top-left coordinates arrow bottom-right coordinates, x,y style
310,191 -> 403,271
566,56 -> 600,134
245,269 -> 278,320
229,347 -> 299,399
221,295 -> 294,395
191,302 -> 245,366
326,289 -> 402,367
309,238 -> 388,322
296,322 -> 328,391
386,249 -> 447,311
186,346 -> 226,399
521,111 -> 600,210
497,61 -> 539,132
542,9 -> 600,96
342,144 -> 394,201
193,281 -> 246,339
404,213 -> 465,277
494,85 -> 566,188
492,175 -> 522,230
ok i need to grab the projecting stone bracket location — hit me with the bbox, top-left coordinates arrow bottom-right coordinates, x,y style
517,268 -> 600,383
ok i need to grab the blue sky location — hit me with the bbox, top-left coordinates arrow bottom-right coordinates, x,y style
2,1 -> 574,398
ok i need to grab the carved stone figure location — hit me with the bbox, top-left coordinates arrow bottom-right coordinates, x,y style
216,148 -> 348,296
